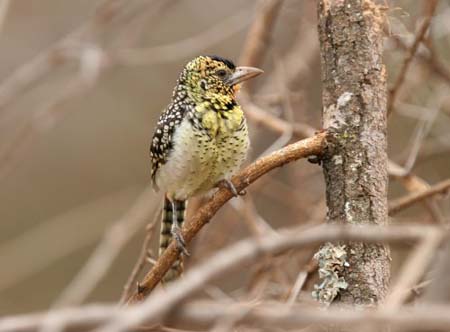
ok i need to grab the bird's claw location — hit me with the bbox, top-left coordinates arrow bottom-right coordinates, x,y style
217,179 -> 245,197
171,224 -> 190,256
307,154 -> 322,165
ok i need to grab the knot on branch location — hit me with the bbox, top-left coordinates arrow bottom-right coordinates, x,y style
319,126 -> 355,166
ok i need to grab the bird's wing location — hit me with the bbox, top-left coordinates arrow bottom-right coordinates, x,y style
149,103 -> 187,187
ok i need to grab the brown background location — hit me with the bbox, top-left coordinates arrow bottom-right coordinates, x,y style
0,0 -> 449,315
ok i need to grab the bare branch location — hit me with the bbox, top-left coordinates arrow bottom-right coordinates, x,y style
286,271 -> 308,305
111,224 -> 432,332
389,159 -> 446,223
238,0 -> 284,92
423,240 -> 450,303
178,301 -> 450,331
388,178 -> 450,216
0,0 -> 155,115
384,228 -> 444,309
0,0 -> 10,34
238,0 -> 284,68
116,8 -> 253,66
119,210 -> 160,304
6,301 -> 450,332
126,132 -> 326,303
0,224 -> 443,332
387,0 -> 439,116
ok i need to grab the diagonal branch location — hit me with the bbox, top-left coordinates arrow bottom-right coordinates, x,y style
388,178 -> 450,216
125,132 -> 327,303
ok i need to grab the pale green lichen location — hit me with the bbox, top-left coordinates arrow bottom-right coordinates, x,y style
337,92 -> 353,108
312,243 -> 349,305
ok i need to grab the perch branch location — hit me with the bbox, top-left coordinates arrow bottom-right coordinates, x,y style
125,132 -> 327,303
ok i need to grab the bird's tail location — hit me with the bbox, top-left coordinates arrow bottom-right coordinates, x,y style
159,196 -> 186,282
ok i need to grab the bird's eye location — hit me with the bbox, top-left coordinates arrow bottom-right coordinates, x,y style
216,70 -> 227,78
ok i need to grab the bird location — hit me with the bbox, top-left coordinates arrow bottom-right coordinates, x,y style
149,55 -> 263,282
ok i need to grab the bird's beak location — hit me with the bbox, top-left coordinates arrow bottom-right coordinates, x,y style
225,66 -> 264,86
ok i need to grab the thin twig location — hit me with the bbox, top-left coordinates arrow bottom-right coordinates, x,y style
7,301 -> 450,332
241,97 -> 316,138
387,0 -> 439,115
0,1 -> 171,180
176,300 -> 450,331
0,2 -> 257,185
238,0 -> 284,92
256,55 -> 295,157
119,209 -> 161,304
423,240 -> 450,303
389,159 -> 445,224
209,305 -> 253,332
239,0 -> 284,68
116,8 -> 253,66
242,98 -> 420,182
384,228 -> 444,309
400,100 -> 440,174
389,178 -> 450,215
229,194 -> 273,236
390,34 -> 450,85
0,0 -> 10,34
286,271 -> 308,305
0,0 -> 153,115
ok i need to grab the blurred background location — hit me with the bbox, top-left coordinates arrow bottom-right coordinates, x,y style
0,0 -> 449,316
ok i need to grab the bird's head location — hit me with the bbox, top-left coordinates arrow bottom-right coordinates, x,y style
178,55 -> 263,100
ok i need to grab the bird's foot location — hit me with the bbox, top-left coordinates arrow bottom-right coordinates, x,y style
307,154 -> 323,165
217,179 -> 245,197
171,223 -> 190,256
309,128 -> 326,165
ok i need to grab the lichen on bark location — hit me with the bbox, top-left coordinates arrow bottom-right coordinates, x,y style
316,0 -> 390,306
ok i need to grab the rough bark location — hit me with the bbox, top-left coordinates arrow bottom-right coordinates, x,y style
317,0 -> 390,305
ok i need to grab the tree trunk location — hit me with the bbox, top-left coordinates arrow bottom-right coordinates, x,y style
316,0 -> 390,306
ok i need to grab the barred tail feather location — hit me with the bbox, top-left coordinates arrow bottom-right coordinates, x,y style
159,196 -> 186,282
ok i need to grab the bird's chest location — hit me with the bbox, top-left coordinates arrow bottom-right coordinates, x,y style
162,114 -> 248,198
174,110 -> 248,169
